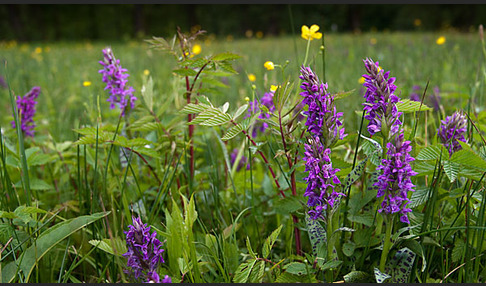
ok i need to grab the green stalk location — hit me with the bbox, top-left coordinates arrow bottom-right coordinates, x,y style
302,38 -> 311,66
5,61 -> 32,205
321,31 -> 326,82
379,215 -> 393,272
325,208 -> 335,282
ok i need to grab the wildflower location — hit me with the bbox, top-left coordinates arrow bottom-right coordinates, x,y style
246,91 -> 275,137
34,47 -> 42,54
161,275 -> 172,283
123,216 -> 165,283
264,61 -> 275,70
375,131 -> 417,223
430,86 -> 441,111
192,44 -> 201,55
82,81 -> 92,87
12,86 -> 41,137
301,24 -> 323,41
358,77 -> 365,84
230,148 -> 249,171
303,136 -> 343,220
409,85 -> 421,102
144,69 -> 150,76
437,111 -> 467,156
436,36 -> 446,45
99,48 -> 136,116
270,85 -> 279,92
299,66 -> 346,148
0,75 -> 7,89
248,73 -> 256,82
362,58 -> 402,138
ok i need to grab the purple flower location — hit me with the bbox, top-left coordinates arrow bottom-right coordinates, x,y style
230,148 -> 249,171
437,111 -> 467,156
409,85 -> 421,102
99,48 -> 136,116
430,86 -> 442,112
245,91 -> 275,137
162,275 -> 172,283
303,136 -> 344,219
123,216 -> 165,283
375,132 -> 417,223
11,86 -> 41,137
362,58 -> 402,138
0,75 -> 7,89
299,66 -> 346,148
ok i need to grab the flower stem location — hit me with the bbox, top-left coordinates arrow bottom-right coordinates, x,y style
379,215 -> 393,272
302,38 -> 311,66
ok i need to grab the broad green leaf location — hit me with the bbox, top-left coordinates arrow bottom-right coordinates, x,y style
212,52 -> 241,61
274,196 -> 303,215
384,247 -> 416,283
233,258 -> 257,283
416,145 -> 444,161
284,262 -> 314,275
200,77 -> 229,88
262,225 -> 283,259
451,149 -> 486,170
184,194 -> 198,229
0,223 -> 14,244
443,160 -> 460,182
343,242 -> 356,257
396,99 -> 432,113
15,178 -> 53,190
305,215 -> 327,258
222,124 -> 243,141
141,76 -> 154,111
400,239 -> 427,272
173,68 -> 197,77
344,271 -> 372,282
2,212 -> 108,282
342,157 -> 368,190
88,237 -> 128,257
452,239 -> 465,263
180,103 -> 210,114
348,213 -> 374,226
248,260 -> 265,283
27,151 -> 51,167
200,113 -> 232,126
409,187 -> 431,208
374,267 -> 391,283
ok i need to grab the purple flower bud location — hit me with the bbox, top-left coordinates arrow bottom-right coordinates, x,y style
123,216 -> 165,283
99,48 -> 136,116
303,136 -> 344,219
11,86 -> 41,137
437,111 -> 467,156
299,66 -> 346,148
375,132 -> 417,223
362,58 -> 402,138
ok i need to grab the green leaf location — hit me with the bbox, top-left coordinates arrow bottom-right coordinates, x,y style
284,262 -> 314,275
180,103 -> 210,114
248,260 -> 265,283
0,223 -> 14,244
452,239 -> 465,263
200,113 -> 232,127
384,247 -> 416,283
342,157 -> 368,190
190,109 -> 222,125
222,124 -> 243,141
233,258 -> 257,283
276,272 -> 317,283
451,149 -> 486,170
305,215 -> 327,258
184,194 -> 198,229
274,196 -> 303,215
199,77 -> 229,89
374,267 -> 391,283
443,160 -> 460,182
320,259 -> 342,271
343,242 -> 356,257
233,104 -> 248,120
409,187 -> 431,208
217,61 -> 238,74
344,271 -> 372,282
262,225 -> 283,259
246,236 -> 257,258
15,178 -> 53,190
396,99 -> 432,113
2,212 -> 108,282
400,239 -> 427,272
173,68 -> 197,77
141,76 -> 154,111
88,237 -> 128,257
416,145 -> 444,161
212,52 -> 241,61
27,151 -> 51,167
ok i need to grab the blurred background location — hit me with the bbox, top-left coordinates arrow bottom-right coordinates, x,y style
1,4 -> 485,41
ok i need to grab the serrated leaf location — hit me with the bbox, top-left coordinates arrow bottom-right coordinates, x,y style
409,187 -> 431,208
246,236 -> 257,258
180,103 -> 209,115
233,259 -> 257,283
212,52 -> 241,61
233,104 -> 248,120
396,99 -> 432,113
416,145 -> 444,161
200,113 -> 232,126
173,68 -> 197,77
217,61 -> 238,74
88,237 -> 128,257
222,124 -> 243,141
27,151 -> 51,167
262,225 -> 283,259
199,77 -> 229,88
248,260 -> 265,283
452,239 -> 465,262
190,108 -> 222,125
443,160 -> 460,182
181,57 -> 208,68
451,149 -> 486,170
274,196 -> 303,215
141,76 -> 154,111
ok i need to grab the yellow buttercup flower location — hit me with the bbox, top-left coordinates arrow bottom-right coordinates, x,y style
83,81 -> 92,87
192,44 -> 202,55
144,69 -> 150,76
436,36 -> 446,45
264,61 -> 275,70
248,73 -> 256,82
245,97 -> 250,102
34,47 -> 42,54
270,85 -> 279,92
358,77 -> 365,84
301,24 -> 323,41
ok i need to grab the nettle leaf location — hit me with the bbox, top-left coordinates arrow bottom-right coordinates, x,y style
217,61 -> 238,74
305,215 -> 327,258
262,225 -> 283,259
342,157 -> 368,190
274,196 -> 303,215
443,160 -> 460,182
173,68 -> 197,77
374,267 -> 391,283
396,99 -> 432,113
384,247 -> 416,283
222,123 -> 243,141
181,57 -> 208,69
212,52 -> 241,61
233,258 -> 257,283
